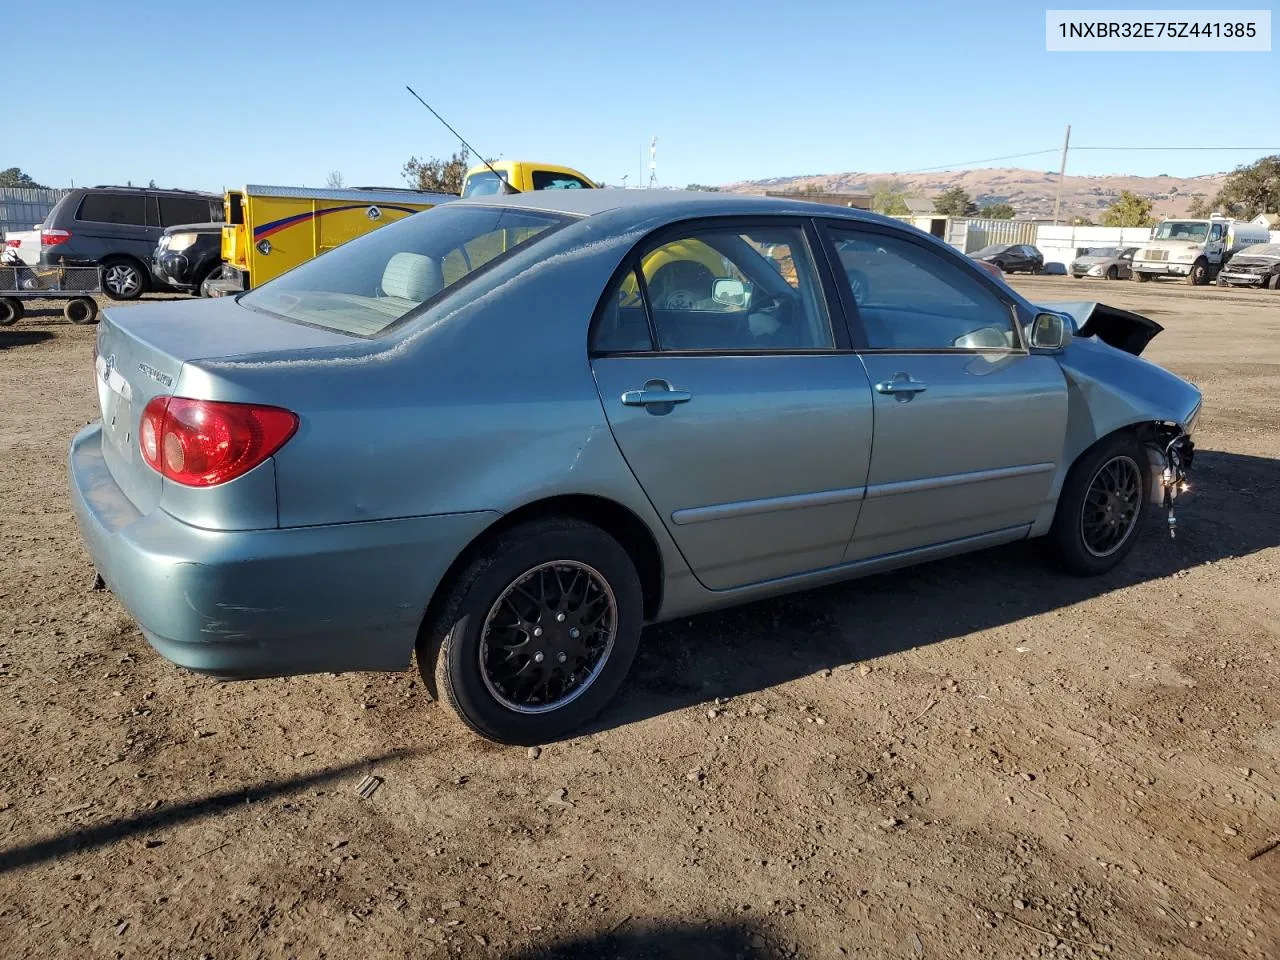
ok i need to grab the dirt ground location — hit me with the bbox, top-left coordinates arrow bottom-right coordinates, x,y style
1,278 -> 1277,960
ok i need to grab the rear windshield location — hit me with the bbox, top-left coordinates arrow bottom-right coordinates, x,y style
461,171 -> 510,198
239,204 -> 569,336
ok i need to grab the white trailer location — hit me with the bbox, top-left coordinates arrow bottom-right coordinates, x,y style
1131,216 -> 1271,285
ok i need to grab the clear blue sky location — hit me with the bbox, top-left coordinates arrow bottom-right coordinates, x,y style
8,0 -> 1278,191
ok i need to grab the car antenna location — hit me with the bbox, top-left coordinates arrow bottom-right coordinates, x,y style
404,85 -> 518,194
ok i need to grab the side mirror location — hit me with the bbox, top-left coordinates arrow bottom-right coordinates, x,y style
1029,312 -> 1072,351
712,277 -> 751,308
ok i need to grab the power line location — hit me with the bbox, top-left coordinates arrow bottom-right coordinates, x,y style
1074,145 -> 1279,151
899,149 -> 1059,173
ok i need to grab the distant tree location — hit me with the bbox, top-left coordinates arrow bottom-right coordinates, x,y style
870,180 -> 911,216
326,171 -> 346,189
933,187 -> 977,216
1100,191 -> 1155,227
403,149 -> 471,195
1071,216 -> 1095,226
685,183 -> 721,192
1211,155 -> 1280,220
0,167 -> 46,188
1186,195 -> 1214,218
979,202 -> 1016,219
148,179 -> 157,188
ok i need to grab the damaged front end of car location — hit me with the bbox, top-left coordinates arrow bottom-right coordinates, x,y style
1040,300 -> 1201,540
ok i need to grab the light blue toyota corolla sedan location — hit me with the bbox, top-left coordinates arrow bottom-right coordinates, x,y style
69,190 -> 1200,744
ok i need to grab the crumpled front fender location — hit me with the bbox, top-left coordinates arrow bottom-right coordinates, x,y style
1028,302 -> 1202,535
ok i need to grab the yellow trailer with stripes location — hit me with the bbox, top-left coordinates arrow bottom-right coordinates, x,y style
209,184 -> 456,295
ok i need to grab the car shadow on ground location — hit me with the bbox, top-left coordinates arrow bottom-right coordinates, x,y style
0,750 -> 417,876
591,449 -> 1280,735
0,329 -> 54,349
508,920 -> 764,959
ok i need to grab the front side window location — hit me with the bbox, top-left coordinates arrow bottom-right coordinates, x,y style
593,224 -> 834,353
831,227 -> 1019,350
240,204 -> 568,336
531,171 -> 592,191
77,193 -> 146,226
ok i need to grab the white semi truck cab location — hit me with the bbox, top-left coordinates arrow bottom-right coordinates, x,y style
1132,216 -> 1271,285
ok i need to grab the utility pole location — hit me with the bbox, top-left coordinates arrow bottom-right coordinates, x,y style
1051,124 -> 1071,225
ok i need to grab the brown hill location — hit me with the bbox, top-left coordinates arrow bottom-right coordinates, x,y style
724,167 -> 1228,220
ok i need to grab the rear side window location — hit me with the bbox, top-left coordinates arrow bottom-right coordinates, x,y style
159,196 -> 215,227
531,171 -> 592,191
592,224 -> 834,353
76,193 -> 146,226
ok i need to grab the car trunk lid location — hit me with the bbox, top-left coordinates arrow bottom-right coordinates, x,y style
94,297 -> 357,514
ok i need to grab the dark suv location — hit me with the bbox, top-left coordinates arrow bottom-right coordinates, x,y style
39,186 -> 223,300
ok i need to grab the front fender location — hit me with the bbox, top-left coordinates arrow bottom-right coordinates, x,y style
1028,327 -> 1201,537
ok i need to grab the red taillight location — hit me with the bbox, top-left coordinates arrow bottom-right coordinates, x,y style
139,397 -> 298,487
4,238 -> 19,248
41,228 -> 72,247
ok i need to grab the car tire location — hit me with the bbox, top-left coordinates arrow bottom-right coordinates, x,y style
992,260 -> 1006,273
1135,272 -> 1151,283
101,259 -> 147,301
194,264 -> 222,298
1186,259 -> 1207,286
0,297 -> 23,326
1050,433 -> 1150,577
1269,273 -> 1280,291
1106,266 -> 1118,280
420,517 -> 644,745
63,297 -> 98,324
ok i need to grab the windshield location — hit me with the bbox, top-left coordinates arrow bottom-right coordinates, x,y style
972,244 -> 1010,257
1154,221 -> 1210,242
1081,247 -> 1118,258
1238,243 -> 1280,257
240,204 -> 569,336
461,171 -> 511,198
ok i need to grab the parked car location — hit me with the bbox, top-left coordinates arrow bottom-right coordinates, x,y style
971,243 -> 1044,274
1215,243 -> 1280,289
69,192 -> 1200,744
1070,247 -> 1137,280
152,222 -> 225,296
39,186 -> 223,300
3,228 -> 42,266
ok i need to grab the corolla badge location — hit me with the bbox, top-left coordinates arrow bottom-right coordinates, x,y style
102,353 -> 115,381
367,205 -> 382,221
138,362 -> 174,388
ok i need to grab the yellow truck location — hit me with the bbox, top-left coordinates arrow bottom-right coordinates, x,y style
208,184 -> 456,295
461,161 -> 597,197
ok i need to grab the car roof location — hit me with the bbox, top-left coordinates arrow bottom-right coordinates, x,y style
454,187 -> 889,224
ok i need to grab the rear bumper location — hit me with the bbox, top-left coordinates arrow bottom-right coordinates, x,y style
69,423 -> 497,678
